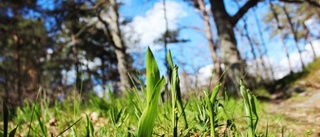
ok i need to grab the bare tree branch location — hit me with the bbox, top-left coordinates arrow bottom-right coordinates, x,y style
279,0 -> 320,8
231,0 -> 260,26
181,25 -> 206,32
279,0 -> 303,4
306,0 -> 320,8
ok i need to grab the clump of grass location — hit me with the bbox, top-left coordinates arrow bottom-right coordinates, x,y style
203,83 -> 221,137
240,80 -> 259,137
167,50 -> 188,136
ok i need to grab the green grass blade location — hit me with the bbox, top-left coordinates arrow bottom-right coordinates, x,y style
35,110 -> 47,137
85,114 -> 94,137
203,91 -> 215,137
9,126 -> 18,137
171,66 -> 178,137
137,47 -> 166,137
109,107 -> 117,125
210,83 -> 221,103
240,80 -> 256,137
3,101 -> 8,137
167,50 -> 174,69
167,50 -> 188,131
248,89 -> 259,130
56,117 -> 82,137
138,77 -> 165,137
27,87 -> 42,137
265,122 -> 268,137
146,47 -> 160,98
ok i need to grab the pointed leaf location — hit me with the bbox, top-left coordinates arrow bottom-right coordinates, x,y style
3,101 -> 8,137
210,83 -> 222,103
9,126 -> 18,137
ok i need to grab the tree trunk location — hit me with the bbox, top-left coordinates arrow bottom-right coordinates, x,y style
211,1 -> 242,94
270,3 -> 294,74
71,33 -> 82,92
242,17 -> 262,86
253,7 -> 275,83
14,35 -> 23,107
282,5 -> 305,68
105,0 -> 132,93
303,22 -> 317,60
209,0 -> 259,93
198,0 -> 222,85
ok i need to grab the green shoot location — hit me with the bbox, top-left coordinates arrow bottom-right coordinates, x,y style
167,50 -> 188,136
85,115 -> 94,137
56,117 -> 83,137
3,101 -> 8,137
203,90 -> 215,137
137,47 -> 166,137
240,80 -> 259,137
35,110 -> 47,137
8,126 -> 18,137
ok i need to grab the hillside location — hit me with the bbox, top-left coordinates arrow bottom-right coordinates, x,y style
261,57 -> 320,136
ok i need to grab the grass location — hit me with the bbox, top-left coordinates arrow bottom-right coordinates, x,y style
137,47 -> 166,137
2,48 -> 317,136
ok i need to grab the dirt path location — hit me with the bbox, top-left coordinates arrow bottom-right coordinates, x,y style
263,89 -> 320,136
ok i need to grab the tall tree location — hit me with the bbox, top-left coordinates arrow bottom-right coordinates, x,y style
208,0 -> 259,93
268,2 -> 294,74
96,0 -> 133,94
253,7 -> 275,83
282,5 -> 305,68
197,0 -> 222,84
47,0 -> 122,94
239,16 -> 263,84
295,3 -> 320,59
0,0 -> 49,107
303,23 -> 317,59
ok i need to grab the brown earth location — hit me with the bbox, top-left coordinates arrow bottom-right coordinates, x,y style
262,87 -> 320,137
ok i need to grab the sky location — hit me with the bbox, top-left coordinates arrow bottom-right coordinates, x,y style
119,1 -> 320,74
45,0 -> 320,94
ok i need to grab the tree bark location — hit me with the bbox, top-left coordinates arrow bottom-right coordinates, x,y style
209,0 -> 259,93
303,22 -> 317,59
282,5 -> 305,68
279,0 -> 320,8
242,17 -> 262,85
101,0 -> 132,94
270,3 -> 294,74
253,7 -> 275,83
14,35 -> 23,107
71,33 -> 82,92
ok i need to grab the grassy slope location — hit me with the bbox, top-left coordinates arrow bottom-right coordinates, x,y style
259,57 -> 320,137
276,57 -> 320,90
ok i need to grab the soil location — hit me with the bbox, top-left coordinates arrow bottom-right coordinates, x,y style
263,88 -> 320,136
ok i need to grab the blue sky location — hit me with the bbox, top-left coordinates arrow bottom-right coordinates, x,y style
119,0 -> 320,81
33,0 -> 320,93
120,1 -> 273,72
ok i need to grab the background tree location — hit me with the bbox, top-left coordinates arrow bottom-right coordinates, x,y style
186,0 -> 222,87
96,0 -> 134,94
0,0 -> 52,107
267,2 -> 294,75
208,0 -> 259,93
282,4 -> 305,68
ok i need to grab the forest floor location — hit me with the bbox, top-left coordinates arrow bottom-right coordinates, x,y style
258,65 -> 320,136
262,88 -> 320,136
